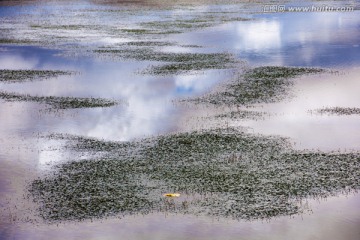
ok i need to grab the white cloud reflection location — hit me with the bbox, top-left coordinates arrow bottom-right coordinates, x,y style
0,54 -> 38,70
234,20 -> 281,52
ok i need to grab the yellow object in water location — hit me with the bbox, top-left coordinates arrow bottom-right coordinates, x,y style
163,193 -> 180,197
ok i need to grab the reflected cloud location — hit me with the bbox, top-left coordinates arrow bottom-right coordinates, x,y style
0,47 -> 225,142
234,20 -> 281,52
174,72 -> 223,94
175,11 -> 360,67
239,68 -> 360,151
0,53 -> 38,70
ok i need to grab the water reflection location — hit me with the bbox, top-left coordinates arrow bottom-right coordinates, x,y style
175,11 -> 360,67
0,46 -> 228,142
234,20 -> 282,52
238,69 -> 360,151
2,192 -> 360,240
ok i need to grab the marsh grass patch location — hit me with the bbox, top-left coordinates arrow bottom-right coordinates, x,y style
29,128 -> 360,222
0,92 -> 118,109
0,38 -> 38,45
30,24 -> 102,31
310,107 -> 360,116
124,15 -> 247,36
138,15 -> 252,34
121,28 -> 182,35
122,41 -> 174,47
0,69 -> 74,83
215,110 -> 267,120
120,41 -> 202,48
143,53 -> 239,75
94,48 -> 239,74
187,66 -> 325,106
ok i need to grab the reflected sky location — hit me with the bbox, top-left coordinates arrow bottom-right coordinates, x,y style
238,68 -> 360,151
174,11 -> 360,67
0,45 -> 228,143
1,9 -> 359,143
0,5 -> 359,164
2,192 -> 360,240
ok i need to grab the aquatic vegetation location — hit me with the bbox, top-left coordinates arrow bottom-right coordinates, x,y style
215,110 -> 267,120
94,48 -> 239,74
122,41 -> 174,47
30,25 -> 101,31
0,38 -> 37,44
188,66 -> 324,105
0,69 -> 74,83
29,128 -> 360,222
140,20 -> 212,31
121,28 -> 182,35
0,92 -> 117,109
139,15 -> 251,34
145,60 -> 237,75
95,48 -> 229,62
121,41 -> 202,48
310,107 -> 360,116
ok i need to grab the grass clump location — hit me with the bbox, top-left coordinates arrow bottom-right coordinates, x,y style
310,107 -> 360,116
29,128 -> 360,222
94,48 -> 238,75
138,15 -> 251,34
121,28 -> 182,35
30,25 -> 100,31
0,92 -> 117,109
215,110 -> 267,120
120,41 -> 202,48
190,66 -> 324,105
0,38 -> 37,44
140,20 -> 212,31
0,69 -> 74,83
123,41 -> 174,47
145,59 -> 236,75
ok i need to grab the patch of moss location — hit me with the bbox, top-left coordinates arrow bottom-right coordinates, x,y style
0,69 -> 74,83
0,92 -> 117,109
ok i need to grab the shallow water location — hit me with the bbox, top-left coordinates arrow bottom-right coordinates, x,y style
2,192 -> 360,240
174,11 -> 360,67
1,1 -> 360,239
238,68 -> 360,151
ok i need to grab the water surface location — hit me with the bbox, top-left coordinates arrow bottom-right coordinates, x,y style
1,1 -> 359,240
